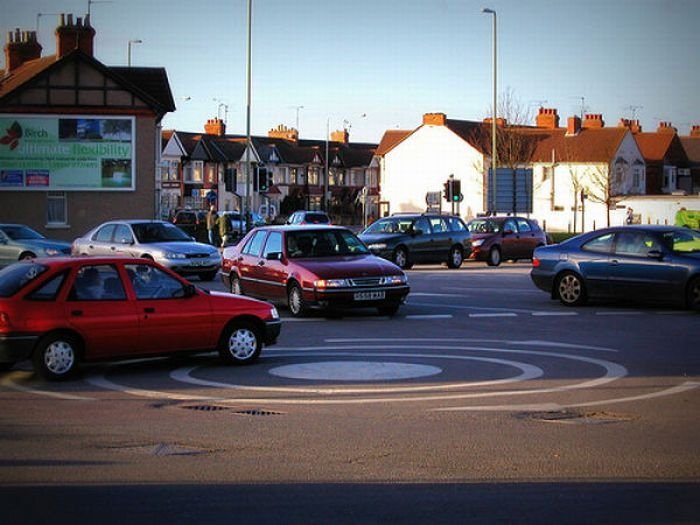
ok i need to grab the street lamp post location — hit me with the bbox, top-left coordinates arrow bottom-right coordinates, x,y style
127,39 -> 142,67
245,0 -> 253,229
482,7 -> 497,213
324,117 -> 330,212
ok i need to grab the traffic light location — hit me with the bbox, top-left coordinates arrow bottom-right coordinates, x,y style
451,179 -> 461,202
443,180 -> 453,201
258,167 -> 269,192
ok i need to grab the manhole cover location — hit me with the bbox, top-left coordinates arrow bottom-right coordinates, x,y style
519,410 -> 635,424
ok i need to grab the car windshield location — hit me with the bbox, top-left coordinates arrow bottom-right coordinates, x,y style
467,220 -> 500,233
303,213 -> 329,224
1,225 -> 45,240
663,229 -> 700,253
364,218 -> 415,234
0,262 -> 49,297
132,222 -> 193,243
287,229 -> 369,258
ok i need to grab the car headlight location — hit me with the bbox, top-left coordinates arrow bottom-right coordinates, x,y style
44,248 -> 61,256
368,243 -> 387,250
472,239 -> 484,247
270,306 -> 280,320
315,278 -> 350,289
381,274 -> 407,285
164,252 -> 187,259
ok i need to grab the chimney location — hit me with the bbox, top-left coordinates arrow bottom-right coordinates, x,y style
204,118 -> 226,137
566,116 -> 581,136
657,121 -> 677,134
268,124 -> 298,143
483,117 -> 507,127
423,113 -> 447,126
56,13 -> 96,58
582,113 -> 604,129
535,107 -> 560,129
330,129 -> 349,144
4,29 -> 42,72
617,118 -> 642,134
690,125 -> 700,138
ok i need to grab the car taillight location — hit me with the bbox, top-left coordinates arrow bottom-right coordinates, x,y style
532,257 -> 540,268
0,312 -> 11,331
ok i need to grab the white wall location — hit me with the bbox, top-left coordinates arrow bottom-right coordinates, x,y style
381,125 -> 484,218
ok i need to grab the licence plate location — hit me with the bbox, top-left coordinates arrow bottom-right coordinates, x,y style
353,291 -> 385,301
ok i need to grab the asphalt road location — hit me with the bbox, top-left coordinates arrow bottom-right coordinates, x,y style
2,262 -> 699,524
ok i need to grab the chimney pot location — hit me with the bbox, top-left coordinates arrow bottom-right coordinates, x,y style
423,113 -> 447,126
567,116 -> 581,136
536,107 -> 560,129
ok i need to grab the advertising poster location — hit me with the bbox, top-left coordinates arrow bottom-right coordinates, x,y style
0,115 -> 135,191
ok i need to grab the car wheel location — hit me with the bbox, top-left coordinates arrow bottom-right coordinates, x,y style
201,270 -> 217,282
32,333 -> 80,381
288,283 -> 307,317
487,246 -> 501,266
392,247 -> 411,269
19,251 -> 36,261
556,271 -> 587,306
229,274 -> 243,295
686,277 -> 700,311
447,246 -> 463,269
218,320 -> 261,365
378,304 -> 400,316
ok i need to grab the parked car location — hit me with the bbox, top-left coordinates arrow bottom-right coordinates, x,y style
221,211 -> 267,245
466,216 -> 548,266
221,225 -> 410,317
286,210 -> 331,226
358,213 -> 471,269
0,224 -> 71,268
530,225 -> 700,309
71,220 -> 221,281
171,209 -> 208,242
0,256 -> 281,380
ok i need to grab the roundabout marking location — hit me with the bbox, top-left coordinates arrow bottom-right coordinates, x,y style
268,361 -> 443,381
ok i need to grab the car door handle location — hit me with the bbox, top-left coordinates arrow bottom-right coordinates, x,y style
71,310 -> 83,317
144,307 -> 155,313
258,260 -> 265,266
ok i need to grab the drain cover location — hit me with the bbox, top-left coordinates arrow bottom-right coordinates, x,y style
232,408 -> 283,417
182,404 -> 230,412
520,410 -> 635,424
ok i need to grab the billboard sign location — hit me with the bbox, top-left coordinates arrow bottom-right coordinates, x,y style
0,115 -> 135,191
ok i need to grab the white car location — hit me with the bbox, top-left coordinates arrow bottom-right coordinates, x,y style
72,220 -> 221,281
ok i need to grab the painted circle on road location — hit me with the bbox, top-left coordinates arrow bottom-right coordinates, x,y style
269,361 -> 443,381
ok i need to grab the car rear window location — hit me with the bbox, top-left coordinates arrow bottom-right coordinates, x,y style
305,213 -> 330,224
0,262 -> 50,297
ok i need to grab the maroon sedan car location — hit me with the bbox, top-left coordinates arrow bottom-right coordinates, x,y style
0,257 -> 281,380
467,216 -> 548,266
221,225 -> 410,317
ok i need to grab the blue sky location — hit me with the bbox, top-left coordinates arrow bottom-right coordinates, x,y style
2,0 -> 698,143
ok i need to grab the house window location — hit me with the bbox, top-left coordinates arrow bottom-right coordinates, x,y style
47,192 -> 67,226
308,166 -> 320,186
192,161 -> 204,183
632,163 -> 643,190
663,166 -> 677,191
183,163 -> 193,182
205,164 -> 217,185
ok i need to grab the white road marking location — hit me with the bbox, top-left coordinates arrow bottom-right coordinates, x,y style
532,311 -> 578,317
469,313 -> 518,318
405,314 -> 453,320
595,311 -> 643,316
0,371 -> 95,401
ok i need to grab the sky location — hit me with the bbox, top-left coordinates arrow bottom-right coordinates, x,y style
1,0 -> 698,143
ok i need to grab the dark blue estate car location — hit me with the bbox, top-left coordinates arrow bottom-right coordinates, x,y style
531,225 -> 700,309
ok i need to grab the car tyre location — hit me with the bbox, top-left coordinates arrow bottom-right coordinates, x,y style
392,246 -> 412,269
686,277 -> 700,311
229,274 -> 243,295
487,246 -> 502,266
19,251 -> 36,261
33,333 -> 80,381
447,246 -> 464,269
218,320 -> 261,365
288,283 -> 308,317
556,271 -> 587,306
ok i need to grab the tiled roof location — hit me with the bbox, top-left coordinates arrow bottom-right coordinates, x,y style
375,130 -> 412,156
529,127 -> 628,163
680,137 -> 700,165
0,51 -> 174,119
634,132 -> 688,167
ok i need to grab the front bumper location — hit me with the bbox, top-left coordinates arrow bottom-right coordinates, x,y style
263,319 -> 282,346
306,285 -> 410,311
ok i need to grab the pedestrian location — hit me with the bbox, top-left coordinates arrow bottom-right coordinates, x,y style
206,204 -> 219,246
218,211 -> 233,248
626,207 -> 634,225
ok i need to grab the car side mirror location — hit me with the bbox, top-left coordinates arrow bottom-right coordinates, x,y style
412,228 -> 423,236
183,284 -> 197,297
266,252 -> 283,261
503,228 -> 514,235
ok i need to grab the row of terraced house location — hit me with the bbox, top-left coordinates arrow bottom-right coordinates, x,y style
2,13 -> 700,241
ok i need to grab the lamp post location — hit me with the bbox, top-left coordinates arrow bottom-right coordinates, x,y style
293,105 -> 304,132
324,117 -> 330,212
482,7 -> 497,213
127,39 -> 142,67
244,0 -> 253,229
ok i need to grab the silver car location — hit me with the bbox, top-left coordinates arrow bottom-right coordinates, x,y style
72,220 -> 221,281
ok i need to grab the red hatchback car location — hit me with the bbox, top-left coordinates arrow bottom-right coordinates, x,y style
221,225 -> 410,317
466,216 -> 548,266
0,257 -> 281,380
